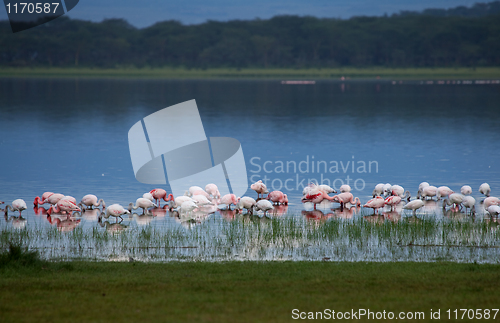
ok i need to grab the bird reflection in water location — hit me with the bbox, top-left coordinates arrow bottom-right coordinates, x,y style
302,209 -> 333,222
98,217 -> 128,233
46,214 -> 81,232
79,208 -> 103,222
33,206 -> 49,216
382,210 -> 401,223
331,206 -> 360,219
363,214 -> 385,224
271,204 -> 288,217
150,205 -> 169,218
219,208 -> 237,221
4,213 -> 27,229
133,212 -> 155,226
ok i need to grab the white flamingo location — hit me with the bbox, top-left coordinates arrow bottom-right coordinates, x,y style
339,184 -> 351,193
403,199 -> 425,215
462,196 -> 476,215
255,199 -> 273,216
479,183 -> 491,197
128,198 -> 156,214
237,196 -> 257,214
417,185 -> 438,200
102,204 -> 130,221
80,194 -> 106,210
372,183 -> 385,197
461,185 -> 472,195
4,199 -> 27,216
436,186 -> 454,200
47,198 -> 81,216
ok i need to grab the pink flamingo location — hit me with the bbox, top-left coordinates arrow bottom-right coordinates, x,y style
331,192 -> 361,209
149,189 -> 173,207
80,194 -> 106,210
267,191 -> 288,205
301,188 -> 334,210
436,186 -> 454,200
220,194 -> 239,210
483,197 -> 500,209
251,180 -> 268,198
47,198 -> 81,216
33,192 -> 54,206
363,196 -> 386,214
384,195 -> 402,210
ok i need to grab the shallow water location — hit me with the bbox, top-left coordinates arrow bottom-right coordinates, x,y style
0,78 -> 499,261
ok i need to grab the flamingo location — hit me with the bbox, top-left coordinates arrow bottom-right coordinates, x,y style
319,184 -> 336,194
384,195 -> 402,210
237,196 -> 257,214
487,205 -> 500,217
102,204 -> 130,221
205,184 -> 221,199
479,183 -> 491,197
143,192 -> 154,201
301,187 -> 333,210
418,182 -> 430,194
251,180 -> 268,198
179,200 -> 198,214
4,199 -> 27,216
184,186 -> 204,197
191,189 -> 211,200
191,195 -> 213,207
372,183 -> 385,197
461,185 -> 472,195
383,183 -> 392,196
339,184 -> 351,193
442,193 -> 464,210
47,198 -> 81,216
171,196 -> 196,209
80,194 -> 106,210
417,185 -> 438,200
436,186 -> 454,199
391,185 -> 411,201
149,189 -> 173,207
403,199 -> 425,215
128,198 -> 156,214
35,193 -> 64,206
483,197 -> 500,209
219,194 -> 239,210
331,192 -> 360,209
267,191 -> 288,205
363,196 -> 385,214
462,196 -> 476,215
255,199 -> 273,216
33,192 -> 54,206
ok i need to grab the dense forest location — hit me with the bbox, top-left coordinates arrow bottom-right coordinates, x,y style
1,1 -> 499,68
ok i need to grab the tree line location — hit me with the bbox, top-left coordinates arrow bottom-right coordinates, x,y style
1,2 -> 499,69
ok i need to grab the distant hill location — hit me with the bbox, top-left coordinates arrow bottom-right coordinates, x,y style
396,1 -> 500,17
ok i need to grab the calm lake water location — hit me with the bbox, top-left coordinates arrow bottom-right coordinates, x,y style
1,77 -> 499,261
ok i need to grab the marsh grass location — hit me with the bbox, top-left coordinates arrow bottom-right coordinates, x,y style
1,67 -> 500,80
1,214 -> 499,262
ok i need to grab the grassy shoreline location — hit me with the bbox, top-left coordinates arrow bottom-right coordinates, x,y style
1,255 -> 500,322
1,67 -> 500,80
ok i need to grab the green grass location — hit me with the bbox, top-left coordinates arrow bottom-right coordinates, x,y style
1,247 -> 499,322
1,66 -> 500,80
2,215 -> 499,262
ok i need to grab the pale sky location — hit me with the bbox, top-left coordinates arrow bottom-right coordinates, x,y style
1,0 -> 484,28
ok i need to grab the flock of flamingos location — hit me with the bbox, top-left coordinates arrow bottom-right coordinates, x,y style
1,180 -> 499,229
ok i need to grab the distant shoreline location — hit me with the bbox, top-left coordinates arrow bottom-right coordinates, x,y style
1,67 -> 500,80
